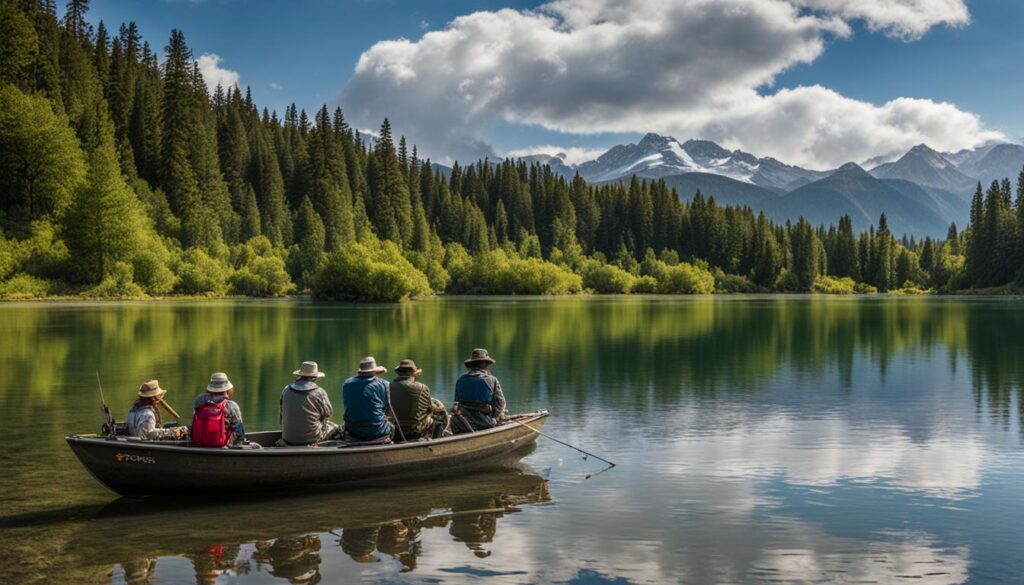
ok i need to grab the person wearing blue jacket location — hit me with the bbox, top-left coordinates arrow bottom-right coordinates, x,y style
454,348 -> 507,431
342,356 -> 395,442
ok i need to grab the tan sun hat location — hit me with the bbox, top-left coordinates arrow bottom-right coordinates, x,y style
464,348 -> 495,367
137,380 -> 166,398
206,372 -> 234,393
357,356 -> 387,375
394,359 -> 422,376
293,361 -> 326,379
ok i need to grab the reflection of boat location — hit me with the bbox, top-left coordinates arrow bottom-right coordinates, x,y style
58,467 -> 550,582
66,411 -> 548,497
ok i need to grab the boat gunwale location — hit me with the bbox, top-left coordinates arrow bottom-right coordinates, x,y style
65,410 -> 548,457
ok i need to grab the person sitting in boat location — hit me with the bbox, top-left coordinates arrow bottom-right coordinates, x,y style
342,357 -> 394,442
127,380 -> 188,440
453,349 -> 507,432
280,361 -> 340,445
191,372 -> 250,448
389,359 -> 450,440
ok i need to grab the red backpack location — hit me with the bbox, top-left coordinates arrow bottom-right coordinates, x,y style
192,401 -> 228,447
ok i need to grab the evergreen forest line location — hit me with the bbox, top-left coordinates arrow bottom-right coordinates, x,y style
2,1 -> 1023,301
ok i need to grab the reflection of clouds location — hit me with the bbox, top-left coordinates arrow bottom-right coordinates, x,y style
750,528 -> 969,585
668,411 -> 983,499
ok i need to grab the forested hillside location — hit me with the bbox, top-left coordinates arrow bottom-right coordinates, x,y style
1,1 -> 1022,300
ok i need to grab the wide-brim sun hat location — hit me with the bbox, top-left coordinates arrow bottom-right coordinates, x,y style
358,356 -> 387,375
293,361 -> 326,378
464,348 -> 495,367
394,359 -> 422,376
138,379 -> 167,398
206,372 -> 234,393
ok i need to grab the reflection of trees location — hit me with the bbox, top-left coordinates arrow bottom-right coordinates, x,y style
4,296 -> 1022,512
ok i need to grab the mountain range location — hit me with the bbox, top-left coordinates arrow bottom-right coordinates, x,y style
521,134 -> 1024,237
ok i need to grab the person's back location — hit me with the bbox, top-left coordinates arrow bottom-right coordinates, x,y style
280,361 -> 338,445
454,349 -> 507,431
191,372 -> 248,447
342,357 -> 394,441
389,359 -> 446,439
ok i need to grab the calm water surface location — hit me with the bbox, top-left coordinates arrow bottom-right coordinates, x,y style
1,296 -> 1022,584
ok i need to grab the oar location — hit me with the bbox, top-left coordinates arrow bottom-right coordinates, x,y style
508,417 -> 615,468
159,398 -> 181,420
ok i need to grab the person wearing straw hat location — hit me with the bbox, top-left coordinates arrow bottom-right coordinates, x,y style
127,380 -> 188,440
389,359 -> 450,440
191,372 -> 251,447
280,361 -> 341,445
453,349 -> 507,431
341,357 -> 394,442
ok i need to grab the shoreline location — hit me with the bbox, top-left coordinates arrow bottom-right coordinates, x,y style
4,289 -> 1024,303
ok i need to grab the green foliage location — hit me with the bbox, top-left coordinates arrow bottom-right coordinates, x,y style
0,1 -> 38,86
654,261 -> 715,294
174,247 -> 229,295
448,249 -> 582,295
311,240 -> 431,302
853,282 -> 878,294
714,268 -> 759,293
630,275 -> 658,293
0,85 -> 86,229
228,236 -> 294,296
84,261 -> 145,298
812,275 -> 856,295
579,258 -> 636,293
0,274 -> 52,299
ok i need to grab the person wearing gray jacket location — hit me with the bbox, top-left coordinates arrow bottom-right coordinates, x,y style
280,361 -> 340,445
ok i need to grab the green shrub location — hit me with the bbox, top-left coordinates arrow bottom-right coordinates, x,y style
714,268 -> 759,293
174,248 -> 230,295
131,238 -> 176,294
812,275 -> 856,295
447,249 -> 582,295
631,275 -> 658,293
656,261 -> 715,294
0,274 -> 51,299
229,255 -> 294,297
773,269 -> 801,292
85,262 -> 145,298
890,281 -> 930,296
0,235 -> 17,281
311,241 -> 431,301
853,282 -> 878,294
579,259 -> 636,293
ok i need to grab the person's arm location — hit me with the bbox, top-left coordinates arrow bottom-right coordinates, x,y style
419,383 -> 434,414
491,377 -> 507,417
227,401 -> 246,441
319,389 -> 334,420
139,409 -> 178,440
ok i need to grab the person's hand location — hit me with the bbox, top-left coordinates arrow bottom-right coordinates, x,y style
171,426 -> 188,440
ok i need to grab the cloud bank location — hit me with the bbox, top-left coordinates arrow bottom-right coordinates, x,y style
196,53 -> 240,92
339,0 -> 997,168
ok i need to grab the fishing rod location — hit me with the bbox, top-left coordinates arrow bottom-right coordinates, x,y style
96,371 -> 116,436
508,417 -> 615,469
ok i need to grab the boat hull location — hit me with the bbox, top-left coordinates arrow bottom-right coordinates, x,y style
66,411 -> 547,497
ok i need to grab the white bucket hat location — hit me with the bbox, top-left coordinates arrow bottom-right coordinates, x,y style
357,356 -> 387,375
293,361 -> 326,378
206,372 -> 234,393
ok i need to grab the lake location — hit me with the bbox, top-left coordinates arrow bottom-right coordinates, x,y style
1,296 -> 1022,584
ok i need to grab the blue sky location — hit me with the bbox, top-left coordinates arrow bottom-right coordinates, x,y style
89,0 -> 1023,167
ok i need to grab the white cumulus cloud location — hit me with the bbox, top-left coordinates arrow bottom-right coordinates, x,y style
196,53 -> 240,93
794,0 -> 969,40
339,0 -> 995,168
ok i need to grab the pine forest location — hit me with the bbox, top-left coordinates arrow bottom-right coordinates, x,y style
2,1 -> 1023,301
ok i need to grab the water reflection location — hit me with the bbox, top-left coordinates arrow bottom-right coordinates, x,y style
93,468 -> 549,584
1,297 -> 1022,584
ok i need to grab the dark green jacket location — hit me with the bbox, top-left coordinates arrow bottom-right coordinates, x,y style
389,376 -> 433,436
